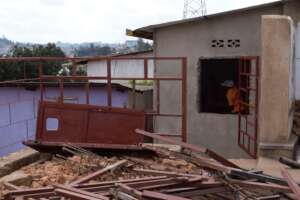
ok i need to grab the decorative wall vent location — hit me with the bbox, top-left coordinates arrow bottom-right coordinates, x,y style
211,40 -> 224,48
211,39 -> 241,48
227,39 -> 240,48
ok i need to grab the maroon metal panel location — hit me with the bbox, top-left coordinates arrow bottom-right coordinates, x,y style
87,109 -> 144,145
37,102 -> 145,146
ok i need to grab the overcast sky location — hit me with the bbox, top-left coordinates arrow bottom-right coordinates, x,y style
0,0 -> 276,44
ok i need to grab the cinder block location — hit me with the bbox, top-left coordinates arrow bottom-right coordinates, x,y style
0,104 -> 10,127
11,100 -> 34,123
27,119 -> 36,138
0,121 -> 27,148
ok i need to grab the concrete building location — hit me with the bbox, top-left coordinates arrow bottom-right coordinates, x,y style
128,0 -> 300,158
86,50 -> 154,85
84,50 -> 154,110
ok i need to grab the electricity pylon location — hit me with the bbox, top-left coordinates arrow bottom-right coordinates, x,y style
183,0 -> 207,19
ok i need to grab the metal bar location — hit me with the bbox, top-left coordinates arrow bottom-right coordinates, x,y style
0,56 -> 187,62
133,168 -> 203,179
55,189 -> 102,200
238,59 -> 242,148
135,129 -> 240,169
230,169 -> 291,186
70,160 -> 127,185
72,61 -> 77,76
0,78 -> 41,85
38,63 -> 44,101
145,113 -> 183,117
144,58 -> 148,79
23,61 -> 27,79
254,57 -> 259,158
158,134 -> 182,137
77,176 -> 167,189
85,82 -> 90,104
281,169 -> 300,199
157,80 -> 160,114
106,59 -> 112,107
182,58 -> 187,142
142,190 -> 192,200
40,75 -> 182,81
132,80 -> 136,109
59,78 -> 64,104
55,184 -> 108,200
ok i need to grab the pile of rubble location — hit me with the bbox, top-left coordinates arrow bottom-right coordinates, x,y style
1,130 -> 300,199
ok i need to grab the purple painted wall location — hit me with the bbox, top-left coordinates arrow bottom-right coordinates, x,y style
0,86 -> 129,156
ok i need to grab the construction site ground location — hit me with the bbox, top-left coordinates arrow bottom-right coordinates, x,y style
0,144 -> 299,199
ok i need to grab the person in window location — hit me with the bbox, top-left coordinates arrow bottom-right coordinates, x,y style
221,80 -> 243,113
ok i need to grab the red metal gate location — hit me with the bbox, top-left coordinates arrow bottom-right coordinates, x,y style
0,56 -> 187,150
238,57 -> 259,158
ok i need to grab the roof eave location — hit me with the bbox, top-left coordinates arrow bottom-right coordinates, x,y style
131,0 -> 284,33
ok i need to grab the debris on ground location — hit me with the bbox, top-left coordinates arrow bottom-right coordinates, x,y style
1,130 -> 300,199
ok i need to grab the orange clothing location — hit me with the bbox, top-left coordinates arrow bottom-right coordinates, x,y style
226,87 -> 243,113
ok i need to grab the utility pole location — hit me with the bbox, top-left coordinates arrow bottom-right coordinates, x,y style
183,0 -> 207,19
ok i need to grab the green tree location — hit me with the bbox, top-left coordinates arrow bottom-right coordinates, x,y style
136,38 -> 152,52
74,44 -> 115,57
0,43 -> 65,81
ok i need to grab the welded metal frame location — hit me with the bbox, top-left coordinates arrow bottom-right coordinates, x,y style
238,56 -> 259,158
0,56 -> 188,143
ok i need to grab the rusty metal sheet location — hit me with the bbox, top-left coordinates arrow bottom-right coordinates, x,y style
34,101 -> 145,147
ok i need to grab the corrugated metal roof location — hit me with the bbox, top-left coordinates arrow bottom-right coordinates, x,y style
134,0 -> 284,32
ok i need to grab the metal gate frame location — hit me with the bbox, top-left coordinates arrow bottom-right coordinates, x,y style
0,56 -> 188,143
238,56 -> 259,158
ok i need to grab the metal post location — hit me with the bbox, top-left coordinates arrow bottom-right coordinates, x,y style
132,80 -> 136,109
59,78 -> 64,104
85,82 -> 90,105
72,61 -> 77,76
182,58 -> 187,142
107,59 -> 112,107
38,63 -> 44,101
144,58 -> 148,79
156,80 -> 160,114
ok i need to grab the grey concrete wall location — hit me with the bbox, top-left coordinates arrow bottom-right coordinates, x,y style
283,1 -> 300,24
259,15 -> 294,145
153,5 -> 283,158
296,23 -> 300,99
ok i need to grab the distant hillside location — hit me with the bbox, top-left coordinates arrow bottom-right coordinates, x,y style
0,36 -> 151,56
0,36 -> 13,55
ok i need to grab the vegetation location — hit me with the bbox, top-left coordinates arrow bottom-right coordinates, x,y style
74,44 -> 115,57
0,43 -> 65,81
0,37 -> 152,81
136,38 -> 152,52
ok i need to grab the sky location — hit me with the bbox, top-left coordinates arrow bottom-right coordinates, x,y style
0,0 -> 277,44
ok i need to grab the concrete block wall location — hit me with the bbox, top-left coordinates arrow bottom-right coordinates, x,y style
0,99 -> 37,156
0,86 -> 129,156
